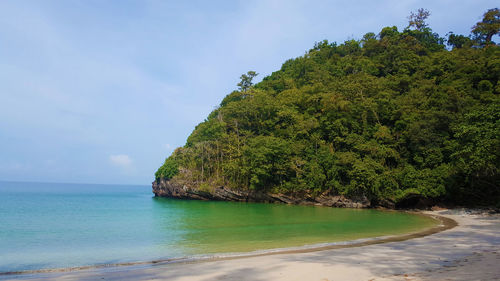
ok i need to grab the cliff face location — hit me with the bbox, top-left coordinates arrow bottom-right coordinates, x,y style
152,179 -> 377,208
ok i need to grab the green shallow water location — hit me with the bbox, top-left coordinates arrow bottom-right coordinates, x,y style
156,197 -> 437,254
0,181 -> 437,272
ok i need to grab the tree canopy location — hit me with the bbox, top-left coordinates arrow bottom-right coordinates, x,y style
156,9 -> 500,207
237,71 -> 258,92
407,8 -> 431,31
472,8 -> 500,45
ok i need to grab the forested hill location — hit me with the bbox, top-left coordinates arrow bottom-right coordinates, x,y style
155,9 -> 500,207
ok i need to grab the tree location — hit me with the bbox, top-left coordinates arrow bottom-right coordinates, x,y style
237,71 -> 258,92
447,32 -> 471,49
155,156 -> 179,180
407,8 -> 431,31
472,8 -> 500,45
155,9 -> 499,207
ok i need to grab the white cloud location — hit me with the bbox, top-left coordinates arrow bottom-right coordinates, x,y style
109,154 -> 132,168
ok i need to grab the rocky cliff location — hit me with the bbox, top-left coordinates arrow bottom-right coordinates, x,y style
152,179 -> 378,208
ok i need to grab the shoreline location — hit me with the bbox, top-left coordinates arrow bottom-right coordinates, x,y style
4,209 -> 500,280
0,211 -> 454,278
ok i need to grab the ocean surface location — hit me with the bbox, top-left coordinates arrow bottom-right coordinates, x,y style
0,181 -> 437,272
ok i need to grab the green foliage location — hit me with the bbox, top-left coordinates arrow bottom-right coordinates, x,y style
237,71 -> 258,92
242,136 -> 292,190
447,32 -> 472,49
472,8 -> 500,45
156,9 -> 500,206
155,156 -> 179,180
407,8 -> 431,31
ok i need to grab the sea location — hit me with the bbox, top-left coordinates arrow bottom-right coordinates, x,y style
0,181 -> 437,272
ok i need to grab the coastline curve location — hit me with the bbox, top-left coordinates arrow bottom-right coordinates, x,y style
0,212 -> 457,277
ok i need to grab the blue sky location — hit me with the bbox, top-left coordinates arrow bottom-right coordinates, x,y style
0,0 -> 497,185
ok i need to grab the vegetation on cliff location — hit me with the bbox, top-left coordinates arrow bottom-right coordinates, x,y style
156,9 -> 500,206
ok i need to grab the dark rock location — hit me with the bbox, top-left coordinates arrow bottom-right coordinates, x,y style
153,179 -> 372,208
371,198 -> 396,209
395,193 -> 435,209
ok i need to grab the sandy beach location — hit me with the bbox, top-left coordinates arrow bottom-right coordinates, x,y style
3,209 -> 499,281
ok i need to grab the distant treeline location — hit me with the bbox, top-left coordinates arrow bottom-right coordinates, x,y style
156,9 -> 500,207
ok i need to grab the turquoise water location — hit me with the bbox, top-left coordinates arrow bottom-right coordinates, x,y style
0,181 -> 436,272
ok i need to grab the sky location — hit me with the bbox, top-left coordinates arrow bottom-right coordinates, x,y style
0,0 -> 498,185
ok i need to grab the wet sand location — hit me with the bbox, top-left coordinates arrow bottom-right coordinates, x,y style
2,209 -> 499,281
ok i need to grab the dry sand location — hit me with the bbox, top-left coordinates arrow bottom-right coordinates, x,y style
2,209 -> 499,281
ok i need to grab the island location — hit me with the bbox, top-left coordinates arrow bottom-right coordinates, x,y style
154,8 -> 499,210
